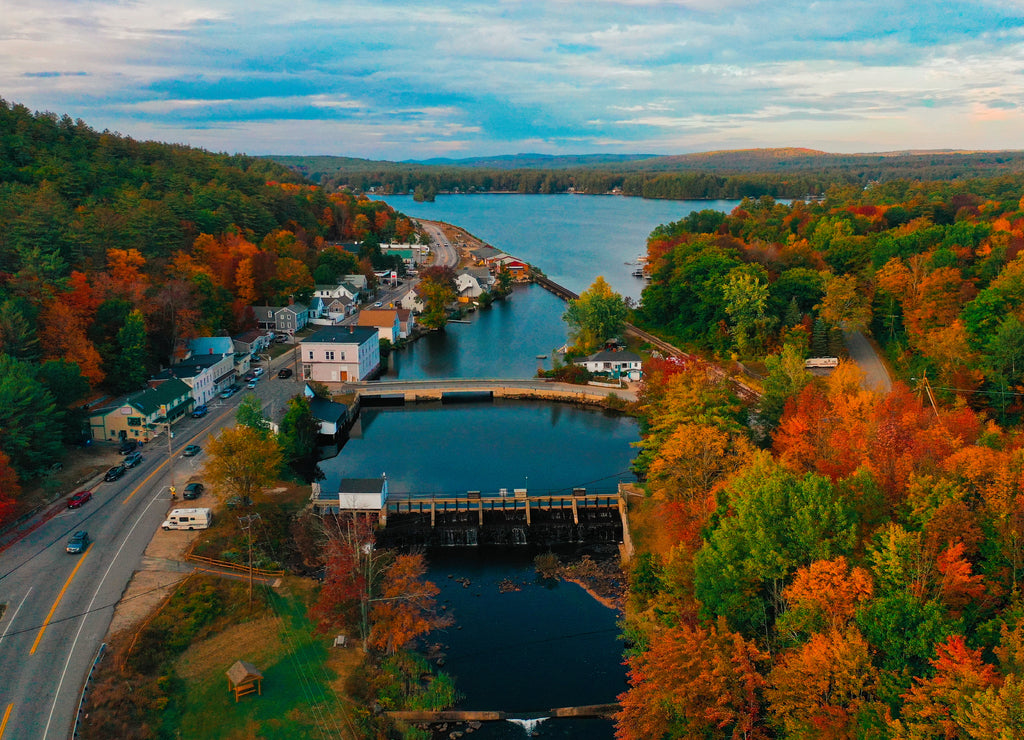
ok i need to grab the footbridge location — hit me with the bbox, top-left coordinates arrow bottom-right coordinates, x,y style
348,378 -> 635,404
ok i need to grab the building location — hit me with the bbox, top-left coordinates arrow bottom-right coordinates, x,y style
395,309 -> 416,339
397,289 -> 424,313
470,246 -> 507,265
455,271 -> 484,302
574,348 -> 643,380
233,329 -> 273,357
149,353 -> 235,405
251,303 -> 310,335
300,325 -> 380,382
88,378 -> 193,443
357,308 -> 401,342
310,477 -> 389,515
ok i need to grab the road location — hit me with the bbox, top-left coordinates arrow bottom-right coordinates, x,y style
416,220 -> 459,268
0,355 -> 301,740
843,330 -> 893,393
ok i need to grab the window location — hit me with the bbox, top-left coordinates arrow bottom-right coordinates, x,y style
326,351 -> 335,360
308,351 -> 314,360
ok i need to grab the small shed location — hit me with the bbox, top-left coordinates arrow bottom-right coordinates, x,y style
226,660 -> 263,702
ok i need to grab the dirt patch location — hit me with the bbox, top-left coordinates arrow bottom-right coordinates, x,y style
17,445 -> 122,512
176,615 -> 283,681
107,567 -> 192,637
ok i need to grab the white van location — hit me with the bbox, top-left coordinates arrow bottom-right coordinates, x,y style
162,507 -> 213,530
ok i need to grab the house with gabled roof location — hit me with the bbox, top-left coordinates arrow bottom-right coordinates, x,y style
150,353 -> 234,405
357,308 -> 401,342
88,378 -> 193,443
574,348 -> 643,380
251,303 -> 310,334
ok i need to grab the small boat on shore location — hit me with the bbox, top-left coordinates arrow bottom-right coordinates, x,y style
536,354 -> 548,359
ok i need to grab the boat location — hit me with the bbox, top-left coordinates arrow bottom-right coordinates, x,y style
536,354 -> 548,359
631,269 -> 645,278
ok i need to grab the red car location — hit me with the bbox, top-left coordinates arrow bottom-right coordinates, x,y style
67,490 -> 93,509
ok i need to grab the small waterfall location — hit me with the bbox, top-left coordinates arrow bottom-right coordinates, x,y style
511,527 -> 527,545
507,717 -> 548,735
466,528 -> 478,546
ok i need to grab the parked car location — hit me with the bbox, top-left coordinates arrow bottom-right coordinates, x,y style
274,335 -> 288,343
183,482 -> 204,500
219,387 -> 237,400
66,530 -> 90,554
124,451 -> 143,468
118,440 -> 139,455
182,444 -> 201,457
374,301 -> 383,307
104,464 -> 126,482
67,490 -> 92,509
253,367 -> 264,377
191,404 -> 208,418
247,379 -> 258,389
277,368 -> 293,379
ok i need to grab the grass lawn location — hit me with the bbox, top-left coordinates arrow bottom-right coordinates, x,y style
171,581 -> 364,740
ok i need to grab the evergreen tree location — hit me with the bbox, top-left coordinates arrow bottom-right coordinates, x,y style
811,318 -> 829,357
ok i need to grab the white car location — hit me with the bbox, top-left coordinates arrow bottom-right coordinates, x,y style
253,367 -> 264,377
247,379 -> 258,389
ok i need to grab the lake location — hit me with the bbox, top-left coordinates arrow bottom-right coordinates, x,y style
377,193 -> 742,301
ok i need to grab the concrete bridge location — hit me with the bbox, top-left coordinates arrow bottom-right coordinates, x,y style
348,377 -> 636,404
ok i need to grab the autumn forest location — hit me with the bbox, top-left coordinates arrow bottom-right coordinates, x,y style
620,180 -> 1024,737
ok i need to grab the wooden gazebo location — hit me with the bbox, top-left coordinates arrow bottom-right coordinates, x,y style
226,660 -> 263,702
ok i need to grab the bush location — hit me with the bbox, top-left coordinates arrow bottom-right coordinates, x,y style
534,551 -> 561,578
537,364 -> 593,384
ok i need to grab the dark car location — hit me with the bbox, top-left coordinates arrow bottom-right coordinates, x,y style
67,490 -> 93,509
183,482 -> 204,500
182,445 -> 201,457
104,464 -> 126,482
277,367 -> 293,379
124,451 -> 143,468
118,440 -> 139,455
191,404 -> 208,418
66,531 -> 89,554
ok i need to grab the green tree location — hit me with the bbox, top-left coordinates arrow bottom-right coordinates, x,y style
417,266 -> 457,331
721,266 -> 773,356
694,454 -> 859,636
278,395 -> 321,481
109,308 -> 149,392
37,359 -> 90,443
0,298 -> 40,360
758,342 -> 812,433
235,395 -> 271,439
494,266 -> 513,297
0,355 -> 63,479
562,276 -> 628,353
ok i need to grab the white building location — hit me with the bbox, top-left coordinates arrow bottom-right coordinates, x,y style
300,325 -> 380,382
574,348 -> 643,380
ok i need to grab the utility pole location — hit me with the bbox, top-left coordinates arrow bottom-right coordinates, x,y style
238,513 -> 261,609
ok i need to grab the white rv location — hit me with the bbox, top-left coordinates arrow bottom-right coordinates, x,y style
162,507 -> 213,530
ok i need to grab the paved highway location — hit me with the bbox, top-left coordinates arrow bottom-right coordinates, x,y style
0,386 -> 261,739
417,220 -> 459,268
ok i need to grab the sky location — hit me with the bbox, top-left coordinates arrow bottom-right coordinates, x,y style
3,0 -> 1024,159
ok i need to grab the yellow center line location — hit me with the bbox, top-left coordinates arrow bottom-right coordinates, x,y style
0,703 -> 12,739
29,544 -> 93,655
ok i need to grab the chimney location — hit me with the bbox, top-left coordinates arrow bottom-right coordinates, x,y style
349,325 -> 354,334
289,295 -> 295,305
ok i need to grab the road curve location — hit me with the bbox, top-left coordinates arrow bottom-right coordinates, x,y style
843,330 -> 893,393
416,220 -> 459,268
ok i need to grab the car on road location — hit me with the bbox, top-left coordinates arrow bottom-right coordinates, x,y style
183,482 -> 204,500
253,367 -> 264,377
104,464 -> 126,482
247,379 -> 258,389
118,440 -> 139,455
67,490 -> 92,509
274,335 -> 288,343
124,451 -> 143,468
374,301 -> 383,307
66,531 -> 89,553
277,367 -> 293,379
219,386 -> 238,400
182,444 -> 201,457
191,404 -> 208,418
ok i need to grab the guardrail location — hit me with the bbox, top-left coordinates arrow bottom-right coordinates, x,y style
71,642 -> 106,738
186,552 -> 286,578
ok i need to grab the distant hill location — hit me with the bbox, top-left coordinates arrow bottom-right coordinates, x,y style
265,147 -> 1024,200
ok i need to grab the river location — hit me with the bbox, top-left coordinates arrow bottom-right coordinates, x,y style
327,195 -> 741,737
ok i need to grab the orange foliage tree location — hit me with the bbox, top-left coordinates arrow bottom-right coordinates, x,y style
617,619 -> 767,740
369,553 -> 450,655
766,628 -> 881,740
778,557 -> 873,636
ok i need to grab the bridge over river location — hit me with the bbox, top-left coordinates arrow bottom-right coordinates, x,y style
347,377 -> 636,404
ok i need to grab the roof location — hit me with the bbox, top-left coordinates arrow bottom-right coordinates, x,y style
309,397 -> 348,425
152,355 -> 225,380
233,329 -> 267,343
395,309 -> 412,321
226,660 -> 263,685
471,246 -> 505,260
339,478 -> 386,494
580,349 -> 642,364
127,378 -> 192,415
189,337 -> 234,356
357,309 -> 399,327
302,326 -> 379,345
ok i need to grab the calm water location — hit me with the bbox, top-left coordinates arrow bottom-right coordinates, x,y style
387,283 -> 568,379
379,192 -> 742,300
337,194 -> 744,738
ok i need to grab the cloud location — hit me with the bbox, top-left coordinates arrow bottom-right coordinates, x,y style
3,0 -> 1024,157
